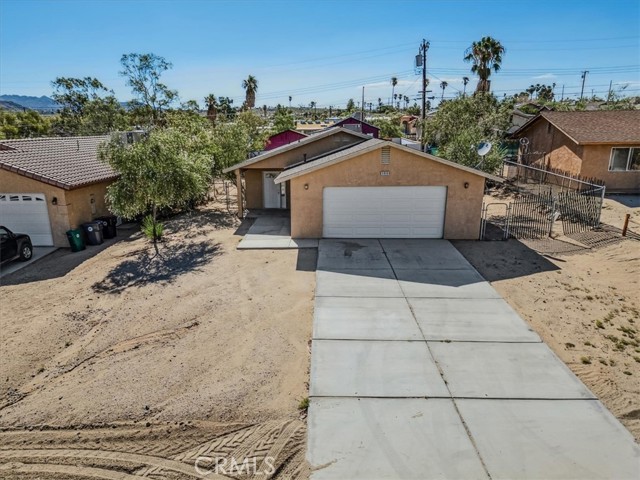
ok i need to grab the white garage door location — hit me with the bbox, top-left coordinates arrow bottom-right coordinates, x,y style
323,186 -> 447,238
0,193 -> 54,246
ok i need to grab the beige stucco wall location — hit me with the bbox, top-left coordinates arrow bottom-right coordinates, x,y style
0,169 -> 70,246
580,145 -> 640,193
520,119 -> 639,192
0,169 -> 113,246
289,147 -> 485,239
520,120 -> 584,173
242,132 -> 363,208
65,181 -> 112,230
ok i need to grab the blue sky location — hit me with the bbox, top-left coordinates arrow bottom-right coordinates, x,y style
1,0 -> 639,108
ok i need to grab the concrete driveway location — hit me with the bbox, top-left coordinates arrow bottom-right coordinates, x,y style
307,239 -> 639,479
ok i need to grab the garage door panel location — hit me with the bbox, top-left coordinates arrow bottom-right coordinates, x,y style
0,193 -> 54,246
323,187 -> 446,239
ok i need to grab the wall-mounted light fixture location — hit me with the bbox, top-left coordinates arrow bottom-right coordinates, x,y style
464,182 -> 469,189
304,183 -> 309,190
51,197 -> 58,205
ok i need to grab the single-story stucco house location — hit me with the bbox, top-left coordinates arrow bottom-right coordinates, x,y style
0,135 -> 116,246
511,110 -> 640,193
224,127 -> 501,239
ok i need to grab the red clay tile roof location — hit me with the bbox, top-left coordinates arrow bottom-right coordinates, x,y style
516,110 -> 640,145
0,135 -> 117,190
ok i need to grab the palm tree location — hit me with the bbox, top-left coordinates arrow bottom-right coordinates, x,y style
242,75 -> 258,109
463,36 -> 505,93
288,95 -> 292,109
390,77 -> 398,106
440,81 -> 448,101
462,77 -> 470,96
204,94 -> 217,124
404,95 -> 409,109
310,101 -> 317,119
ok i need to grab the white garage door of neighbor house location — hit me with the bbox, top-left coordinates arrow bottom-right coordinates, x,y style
323,186 -> 447,238
0,193 -> 54,246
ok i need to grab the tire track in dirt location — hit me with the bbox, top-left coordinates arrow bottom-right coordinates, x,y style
0,419 -> 308,479
0,462 -> 141,480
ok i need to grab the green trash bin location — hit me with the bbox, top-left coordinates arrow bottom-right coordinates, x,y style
66,228 -> 86,252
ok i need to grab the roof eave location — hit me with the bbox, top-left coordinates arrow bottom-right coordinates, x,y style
222,127 -> 372,173
275,140 -> 503,184
0,163 -> 118,190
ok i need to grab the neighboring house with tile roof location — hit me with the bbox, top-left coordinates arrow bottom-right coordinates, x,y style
511,110 -> 640,192
0,135 -> 117,246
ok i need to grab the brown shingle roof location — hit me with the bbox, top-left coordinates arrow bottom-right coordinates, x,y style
0,135 -> 116,190
516,110 -> 640,145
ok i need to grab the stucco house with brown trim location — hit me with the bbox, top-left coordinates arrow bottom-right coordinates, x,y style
0,136 -> 116,246
224,127 -> 501,239
511,110 -> 640,193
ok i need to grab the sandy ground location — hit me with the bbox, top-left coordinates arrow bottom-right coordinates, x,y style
454,192 -> 640,442
0,195 -> 315,479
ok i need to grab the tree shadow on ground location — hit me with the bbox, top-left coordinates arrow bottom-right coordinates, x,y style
452,235 -> 560,282
92,240 -> 221,294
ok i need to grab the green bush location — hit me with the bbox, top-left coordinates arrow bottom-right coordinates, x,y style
142,215 -> 164,242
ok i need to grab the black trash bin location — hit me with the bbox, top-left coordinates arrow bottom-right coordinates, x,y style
96,215 -> 117,239
82,221 -> 104,245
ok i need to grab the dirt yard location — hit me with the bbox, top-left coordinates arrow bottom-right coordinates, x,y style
454,193 -> 640,442
0,199 -> 315,479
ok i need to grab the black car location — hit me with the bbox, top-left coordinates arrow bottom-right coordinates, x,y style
0,225 -> 33,265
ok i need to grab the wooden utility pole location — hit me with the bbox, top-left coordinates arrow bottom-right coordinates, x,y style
607,80 -> 613,102
419,39 -> 430,151
580,71 -> 589,100
361,86 -> 365,121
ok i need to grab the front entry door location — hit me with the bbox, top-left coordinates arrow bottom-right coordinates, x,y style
263,171 -> 285,209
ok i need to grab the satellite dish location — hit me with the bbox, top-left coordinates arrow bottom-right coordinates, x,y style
477,141 -> 492,156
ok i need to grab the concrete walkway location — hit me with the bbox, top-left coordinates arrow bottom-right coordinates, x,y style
237,216 -> 318,249
307,239 -> 639,479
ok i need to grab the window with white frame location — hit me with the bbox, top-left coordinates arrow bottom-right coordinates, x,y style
609,147 -> 640,172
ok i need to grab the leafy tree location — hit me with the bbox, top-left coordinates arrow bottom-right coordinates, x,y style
406,103 -> 420,116
181,99 -> 200,112
217,96 -> 236,120
463,36 -> 505,93
51,76 -> 128,135
371,115 -> 402,139
99,122 -> 214,254
204,94 -> 218,124
345,98 -> 356,112
422,94 -> 512,173
212,110 -> 268,178
0,110 -> 51,139
119,53 -> 178,125
242,75 -> 258,110
271,104 -> 295,133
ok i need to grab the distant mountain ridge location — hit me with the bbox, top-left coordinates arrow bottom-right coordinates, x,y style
0,100 -> 27,111
0,95 -> 60,111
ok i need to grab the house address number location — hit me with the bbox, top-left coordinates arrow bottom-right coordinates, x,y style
380,171 -> 390,176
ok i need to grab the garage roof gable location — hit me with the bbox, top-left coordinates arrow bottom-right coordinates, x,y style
222,127 -> 372,173
274,139 -> 504,184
